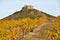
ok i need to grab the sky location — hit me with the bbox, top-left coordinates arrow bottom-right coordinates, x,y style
0,0 -> 60,19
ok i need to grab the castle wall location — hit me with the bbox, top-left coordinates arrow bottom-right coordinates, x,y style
22,5 -> 34,10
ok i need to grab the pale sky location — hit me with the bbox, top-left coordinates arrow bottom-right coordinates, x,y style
0,0 -> 60,18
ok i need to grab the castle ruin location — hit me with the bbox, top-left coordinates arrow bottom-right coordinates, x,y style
22,5 -> 34,10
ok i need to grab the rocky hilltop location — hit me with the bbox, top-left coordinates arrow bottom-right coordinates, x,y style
3,5 -> 56,21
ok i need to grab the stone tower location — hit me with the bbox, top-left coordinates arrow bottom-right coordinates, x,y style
22,5 -> 34,10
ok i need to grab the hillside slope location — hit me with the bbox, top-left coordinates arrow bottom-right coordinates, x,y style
3,5 -> 56,21
20,22 -> 54,40
1,5 -> 56,40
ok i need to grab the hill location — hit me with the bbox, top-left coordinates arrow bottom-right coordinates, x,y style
3,5 -> 56,21
1,5 -> 57,40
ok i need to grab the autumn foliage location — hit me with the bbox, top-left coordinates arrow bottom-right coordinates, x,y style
48,16 -> 60,40
0,17 -> 48,40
